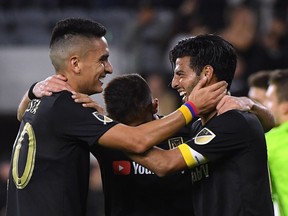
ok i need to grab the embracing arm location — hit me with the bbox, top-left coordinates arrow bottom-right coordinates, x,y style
98,110 -> 188,154
17,75 -> 74,121
249,101 -> 275,132
128,141 -> 208,177
217,95 -> 275,132
98,78 -> 227,153
128,147 -> 187,177
18,75 -> 104,121
17,91 -> 31,121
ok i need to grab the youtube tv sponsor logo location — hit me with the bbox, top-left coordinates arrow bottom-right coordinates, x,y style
113,161 -> 131,175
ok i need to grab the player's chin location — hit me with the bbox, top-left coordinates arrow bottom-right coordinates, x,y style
89,86 -> 103,95
96,85 -> 104,93
93,81 -> 103,93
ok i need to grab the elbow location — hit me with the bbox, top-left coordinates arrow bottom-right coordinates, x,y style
131,143 -> 150,154
128,136 -> 153,154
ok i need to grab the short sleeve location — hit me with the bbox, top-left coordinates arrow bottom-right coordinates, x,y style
185,110 -> 261,161
51,91 -> 118,147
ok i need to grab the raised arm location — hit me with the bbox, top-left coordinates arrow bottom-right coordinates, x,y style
216,95 -> 275,132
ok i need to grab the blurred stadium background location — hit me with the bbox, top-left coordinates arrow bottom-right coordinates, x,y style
1,0 -> 288,215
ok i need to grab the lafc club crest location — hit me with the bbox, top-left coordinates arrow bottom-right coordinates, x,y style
195,127 -> 215,145
92,112 -> 113,125
168,137 -> 183,149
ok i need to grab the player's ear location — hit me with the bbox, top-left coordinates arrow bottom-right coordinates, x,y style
152,98 -> 159,114
202,65 -> 214,81
70,56 -> 81,74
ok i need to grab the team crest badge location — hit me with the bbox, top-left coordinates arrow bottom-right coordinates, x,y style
195,127 -> 215,145
92,112 -> 113,125
168,137 -> 183,149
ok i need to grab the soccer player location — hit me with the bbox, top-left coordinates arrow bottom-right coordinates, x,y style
265,69 -> 288,216
6,18 -> 226,216
130,34 -> 275,216
94,73 -> 194,216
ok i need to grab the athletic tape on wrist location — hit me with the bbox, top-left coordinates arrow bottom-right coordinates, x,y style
28,82 -> 39,100
178,101 -> 198,124
178,144 -> 195,168
178,144 -> 206,168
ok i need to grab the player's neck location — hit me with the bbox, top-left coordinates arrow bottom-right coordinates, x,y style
200,110 -> 217,125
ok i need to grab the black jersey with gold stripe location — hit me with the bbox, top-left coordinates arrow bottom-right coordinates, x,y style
6,91 -> 118,216
186,110 -> 274,216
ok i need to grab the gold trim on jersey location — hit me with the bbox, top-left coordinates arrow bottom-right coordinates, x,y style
12,122 -> 36,189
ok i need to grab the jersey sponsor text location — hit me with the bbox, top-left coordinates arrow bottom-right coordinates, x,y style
132,162 -> 154,174
191,163 -> 209,183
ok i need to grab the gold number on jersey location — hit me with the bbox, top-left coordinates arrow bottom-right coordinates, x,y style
12,122 -> 36,189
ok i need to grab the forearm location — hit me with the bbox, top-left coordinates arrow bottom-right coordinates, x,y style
217,96 -> 275,132
137,110 -> 186,146
100,109 -> 188,153
17,91 -> 30,121
133,102 -> 198,151
17,82 -> 38,121
99,102 -> 197,153
128,143 -> 207,177
250,102 -> 275,132
128,147 -> 187,177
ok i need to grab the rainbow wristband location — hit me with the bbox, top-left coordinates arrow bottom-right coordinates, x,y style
178,101 -> 198,124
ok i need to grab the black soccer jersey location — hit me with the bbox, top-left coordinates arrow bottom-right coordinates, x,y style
6,91 -> 118,216
186,110 -> 274,216
91,123 -> 195,216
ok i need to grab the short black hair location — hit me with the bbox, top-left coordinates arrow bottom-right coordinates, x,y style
104,74 -> 153,125
169,34 -> 237,90
50,18 -> 107,47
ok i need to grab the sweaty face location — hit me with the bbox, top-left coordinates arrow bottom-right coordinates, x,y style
78,37 -> 113,95
171,56 -> 201,102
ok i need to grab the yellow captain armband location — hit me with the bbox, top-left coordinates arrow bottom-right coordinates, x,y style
178,101 -> 198,124
178,143 -> 206,169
